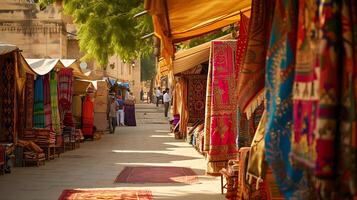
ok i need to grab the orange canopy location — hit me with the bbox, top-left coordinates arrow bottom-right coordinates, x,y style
145,0 -> 251,60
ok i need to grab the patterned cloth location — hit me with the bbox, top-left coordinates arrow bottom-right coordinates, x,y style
206,40 -> 238,174
58,68 -> 73,120
339,0 -> 357,197
187,75 -> 207,122
34,77 -> 45,128
43,73 -> 52,129
0,53 -> 16,142
265,0 -> 306,198
82,95 -> 94,136
236,0 -> 273,116
25,74 -> 34,129
235,13 -> 249,79
50,71 -> 61,134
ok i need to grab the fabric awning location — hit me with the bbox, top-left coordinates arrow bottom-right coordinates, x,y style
0,43 -> 18,55
60,59 -> 89,79
73,79 -> 95,95
26,59 -> 64,75
145,0 -> 251,60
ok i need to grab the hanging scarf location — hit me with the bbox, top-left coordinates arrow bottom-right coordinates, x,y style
236,0 -> 273,117
43,73 -> 52,129
58,68 -> 73,120
235,13 -> 249,79
50,71 -> 61,134
25,74 -> 34,129
206,40 -> 238,174
265,0 -> 307,198
33,77 -> 45,128
82,95 -> 94,136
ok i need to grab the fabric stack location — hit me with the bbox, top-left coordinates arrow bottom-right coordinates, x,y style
23,129 -> 36,141
17,140 -> 45,160
33,128 -> 56,146
62,126 -> 75,143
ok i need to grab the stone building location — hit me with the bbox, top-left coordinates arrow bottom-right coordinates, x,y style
0,0 -> 141,98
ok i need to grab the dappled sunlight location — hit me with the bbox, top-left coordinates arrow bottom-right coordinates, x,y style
154,130 -> 171,133
149,134 -> 172,138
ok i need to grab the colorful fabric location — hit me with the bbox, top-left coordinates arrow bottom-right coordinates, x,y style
82,95 -> 94,136
235,13 -> 249,79
338,0 -> 357,196
50,71 -> 61,134
25,74 -> 34,129
33,77 -> 45,128
187,75 -> 207,122
124,104 -> 136,126
173,79 -> 188,135
265,0 -> 307,198
236,0 -> 273,116
203,53 -> 213,152
206,40 -> 238,174
0,53 -> 16,142
58,68 -> 73,120
43,73 -> 52,129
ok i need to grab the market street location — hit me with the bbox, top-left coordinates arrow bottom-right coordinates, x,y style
0,104 -> 224,200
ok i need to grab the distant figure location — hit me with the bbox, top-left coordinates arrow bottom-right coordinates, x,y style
124,91 -> 137,126
156,87 -> 162,107
140,89 -> 144,101
116,95 -> 125,126
109,96 -> 119,133
163,88 -> 171,118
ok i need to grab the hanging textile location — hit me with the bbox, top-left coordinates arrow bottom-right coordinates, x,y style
236,0 -> 273,117
50,71 -> 61,134
338,0 -> 357,197
82,95 -> 94,136
291,0 -> 319,170
33,77 -> 45,128
206,40 -> 238,174
265,0 -> 308,198
187,75 -> 207,122
25,74 -> 34,129
235,13 -> 249,79
0,53 -> 16,142
43,73 -> 52,129
173,79 -> 189,135
72,95 -> 82,119
58,68 -> 73,120
203,50 -> 213,152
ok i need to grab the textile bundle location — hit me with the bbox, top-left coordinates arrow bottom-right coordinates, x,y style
0,52 -> 16,142
206,40 -> 238,174
33,77 -> 45,128
43,73 -> 52,129
57,68 -> 73,120
187,75 -> 207,122
82,95 -> 94,136
265,0 -> 307,198
50,71 -> 61,134
236,0 -> 272,117
25,74 -> 34,129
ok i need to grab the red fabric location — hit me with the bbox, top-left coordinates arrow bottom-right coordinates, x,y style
82,96 -> 94,136
58,189 -> 153,200
43,73 -> 52,129
115,166 -> 198,184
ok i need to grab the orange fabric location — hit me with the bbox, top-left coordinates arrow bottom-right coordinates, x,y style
145,0 -> 251,62
173,79 -> 188,135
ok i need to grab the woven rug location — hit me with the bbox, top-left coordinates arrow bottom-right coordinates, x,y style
58,189 -> 153,200
115,166 -> 199,184
187,75 -> 207,122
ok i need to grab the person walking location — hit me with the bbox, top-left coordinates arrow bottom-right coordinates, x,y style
116,95 -> 125,126
163,88 -> 171,118
109,96 -> 119,134
156,87 -> 162,107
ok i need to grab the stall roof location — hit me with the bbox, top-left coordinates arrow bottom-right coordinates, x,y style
73,79 -> 95,95
0,43 -> 18,55
145,0 -> 251,60
60,59 -> 89,79
26,59 -> 64,75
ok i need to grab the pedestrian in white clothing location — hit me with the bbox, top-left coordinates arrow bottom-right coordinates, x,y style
156,87 -> 162,107
163,88 -> 171,117
116,95 -> 125,126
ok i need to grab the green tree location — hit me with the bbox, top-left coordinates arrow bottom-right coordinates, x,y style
37,0 -> 153,68
140,54 -> 156,81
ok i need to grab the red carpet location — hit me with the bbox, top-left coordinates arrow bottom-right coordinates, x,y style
58,189 -> 153,200
115,166 -> 199,184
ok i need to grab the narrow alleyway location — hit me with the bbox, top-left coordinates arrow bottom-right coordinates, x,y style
0,104 -> 224,200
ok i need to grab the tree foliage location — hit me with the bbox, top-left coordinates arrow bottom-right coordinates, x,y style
37,0 -> 153,68
140,54 -> 156,81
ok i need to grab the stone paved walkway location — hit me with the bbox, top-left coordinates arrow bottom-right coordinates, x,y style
0,104 -> 224,200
